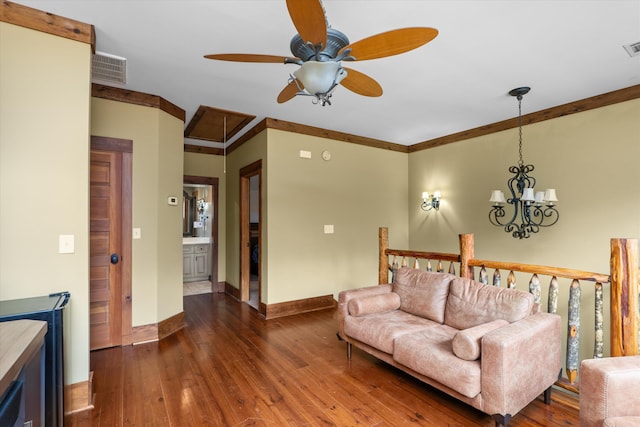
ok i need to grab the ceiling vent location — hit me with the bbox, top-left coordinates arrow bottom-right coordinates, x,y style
92,51 -> 127,84
623,41 -> 640,57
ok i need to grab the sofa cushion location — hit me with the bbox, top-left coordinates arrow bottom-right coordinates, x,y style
348,292 -> 401,317
393,268 -> 454,323
604,417 -> 640,427
444,277 -> 534,330
394,326 -> 482,398
452,319 -> 509,361
344,310 -> 439,354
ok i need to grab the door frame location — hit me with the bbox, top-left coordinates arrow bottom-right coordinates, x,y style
240,160 -> 262,304
90,136 -> 133,345
183,175 -> 219,290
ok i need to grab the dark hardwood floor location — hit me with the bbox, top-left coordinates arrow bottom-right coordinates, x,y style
66,293 -> 579,426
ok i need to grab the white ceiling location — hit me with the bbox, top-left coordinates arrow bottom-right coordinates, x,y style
18,0 -> 640,147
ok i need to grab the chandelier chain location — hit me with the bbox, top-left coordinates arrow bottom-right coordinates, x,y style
517,96 -> 524,167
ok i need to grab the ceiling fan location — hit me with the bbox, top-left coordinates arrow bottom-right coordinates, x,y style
204,0 -> 438,106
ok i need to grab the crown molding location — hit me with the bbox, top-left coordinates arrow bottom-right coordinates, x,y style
1,1 -> 95,52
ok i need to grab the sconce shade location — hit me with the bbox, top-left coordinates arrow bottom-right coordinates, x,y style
489,190 -> 506,204
521,188 -> 535,202
293,61 -> 346,95
544,188 -> 558,202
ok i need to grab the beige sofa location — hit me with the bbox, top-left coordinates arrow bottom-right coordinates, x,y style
337,267 -> 562,427
580,355 -> 640,427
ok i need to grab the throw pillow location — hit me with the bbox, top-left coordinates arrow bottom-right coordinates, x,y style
452,319 -> 509,361
348,292 -> 401,317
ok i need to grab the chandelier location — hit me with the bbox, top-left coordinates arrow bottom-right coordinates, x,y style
488,87 -> 559,239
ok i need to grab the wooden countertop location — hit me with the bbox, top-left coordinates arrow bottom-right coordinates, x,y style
0,319 -> 47,396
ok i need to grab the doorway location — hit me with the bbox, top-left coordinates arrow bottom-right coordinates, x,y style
89,136 -> 133,349
240,160 -> 261,310
183,176 -> 219,295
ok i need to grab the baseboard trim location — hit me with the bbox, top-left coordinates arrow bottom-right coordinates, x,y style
213,281 -> 225,292
158,311 -> 185,340
64,372 -> 94,414
263,294 -> 336,319
132,311 -> 185,344
224,282 -> 240,300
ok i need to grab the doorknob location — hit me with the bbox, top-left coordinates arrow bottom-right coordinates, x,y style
110,253 -> 119,264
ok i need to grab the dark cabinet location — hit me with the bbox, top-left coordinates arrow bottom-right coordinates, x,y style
0,292 -> 70,427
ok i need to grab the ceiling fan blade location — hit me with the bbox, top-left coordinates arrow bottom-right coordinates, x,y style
341,27 -> 438,61
277,80 -> 302,104
204,53 -> 291,63
341,68 -> 383,97
286,0 -> 327,46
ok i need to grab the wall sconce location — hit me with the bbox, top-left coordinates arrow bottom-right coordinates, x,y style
421,191 -> 441,211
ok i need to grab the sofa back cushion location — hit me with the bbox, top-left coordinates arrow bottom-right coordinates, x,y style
444,277 -> 534,330
393,268 -> 454,324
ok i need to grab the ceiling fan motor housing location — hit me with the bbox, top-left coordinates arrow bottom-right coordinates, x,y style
290,28 -> 350,62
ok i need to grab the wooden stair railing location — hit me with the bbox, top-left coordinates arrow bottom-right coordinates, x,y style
378,227 -> 639,395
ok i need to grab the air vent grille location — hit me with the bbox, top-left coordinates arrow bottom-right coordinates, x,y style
92,52 -> 127,84
623,41 -> 640,57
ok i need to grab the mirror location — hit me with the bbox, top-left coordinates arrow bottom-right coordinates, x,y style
183,190 -> 196,237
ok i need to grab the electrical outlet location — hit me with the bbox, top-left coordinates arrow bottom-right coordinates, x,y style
324,225 -> 334,234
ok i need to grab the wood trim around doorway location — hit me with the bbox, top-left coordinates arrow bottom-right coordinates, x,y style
239,160 -> 262,304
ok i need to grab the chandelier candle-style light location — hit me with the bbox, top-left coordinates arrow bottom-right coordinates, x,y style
488,87 -> 559,239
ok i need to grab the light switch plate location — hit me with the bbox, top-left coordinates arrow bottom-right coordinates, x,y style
59,234 -> 75,253
133,228 -> 141,239
323,225 -> 334,234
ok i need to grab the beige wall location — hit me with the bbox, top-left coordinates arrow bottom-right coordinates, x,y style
91,98 -> 184,326
408,98 -> 640,359
0,22 -> 91,384
183,152 -> 227,283
224,128 -> 409,304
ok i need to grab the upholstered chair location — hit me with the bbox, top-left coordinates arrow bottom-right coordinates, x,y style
579,355 -> 640,427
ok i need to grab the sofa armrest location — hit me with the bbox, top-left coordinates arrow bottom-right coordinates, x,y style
580,355 -> 640,427
480,312 -> 562,417
336,284 -> 393,339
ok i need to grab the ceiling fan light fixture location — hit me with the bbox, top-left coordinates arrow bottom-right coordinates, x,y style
293,60 -> 346,98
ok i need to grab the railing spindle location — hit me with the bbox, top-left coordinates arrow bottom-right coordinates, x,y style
448,262 -> 456,275
594,282 -> 604,359
426,260 -> 432,272
529,274 -> 541,313
567,279 -> 581,383
548,276 -> 558,314
413,258 -> 420,269
479,266 -> 488,284
507,271 -> 516,289
437,260 -> 443,273
492,269 -> 501,287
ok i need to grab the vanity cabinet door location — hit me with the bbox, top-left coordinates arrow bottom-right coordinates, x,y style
193,245 -> 209,278
183,246 -> 195,280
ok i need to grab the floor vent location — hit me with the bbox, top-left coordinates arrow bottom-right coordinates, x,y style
623,41 -> 640,57
92,51 -> 127,84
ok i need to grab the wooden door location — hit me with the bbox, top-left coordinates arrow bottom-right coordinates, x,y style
90,150 -> 123,350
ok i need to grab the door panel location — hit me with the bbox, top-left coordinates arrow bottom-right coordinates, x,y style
90,150 -> 122,350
